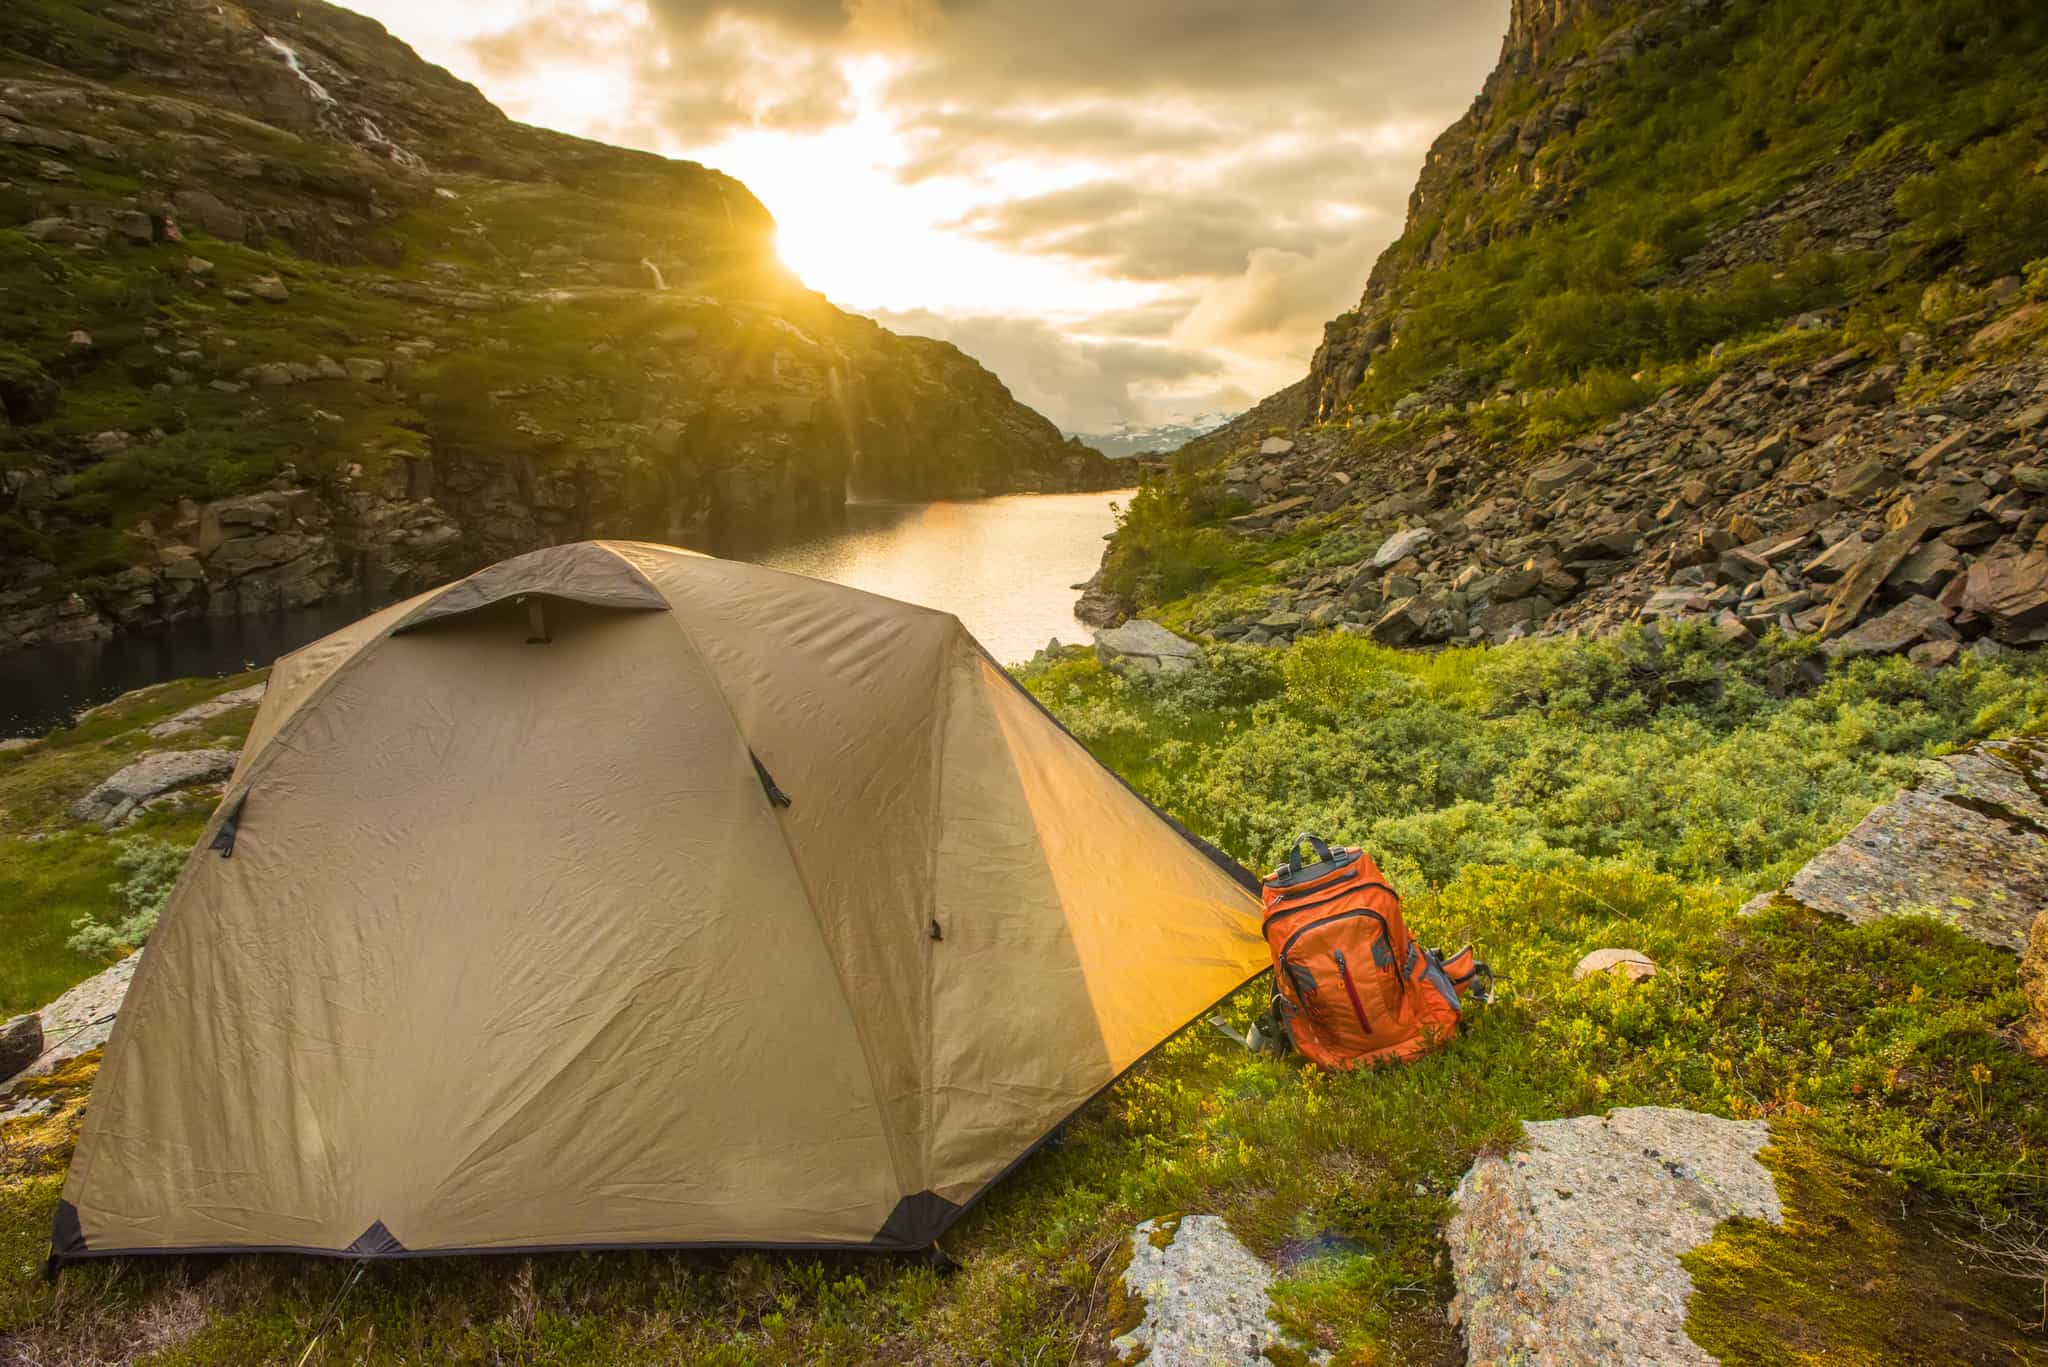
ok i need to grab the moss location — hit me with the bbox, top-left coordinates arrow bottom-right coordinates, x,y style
1,1049 -> 100,1179
1685,1131 -> 2048,1365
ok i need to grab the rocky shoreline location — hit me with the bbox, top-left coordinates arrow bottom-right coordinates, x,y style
0,0 -> 1120,654
1080,299 -> 2048,667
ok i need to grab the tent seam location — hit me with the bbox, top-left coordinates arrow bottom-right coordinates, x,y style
610,543 -> 925,1214
914,623 -> 965,1209
57,578 -> 456,1211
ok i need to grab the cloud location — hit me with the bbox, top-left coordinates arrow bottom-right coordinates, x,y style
369,0 -> 1509,424
1176,231 -> 1390,360
872,309 -> 1249,431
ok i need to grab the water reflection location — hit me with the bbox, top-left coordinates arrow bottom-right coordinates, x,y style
0,489 -> 1131,738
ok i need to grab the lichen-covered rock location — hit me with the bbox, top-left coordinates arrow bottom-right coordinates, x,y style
1095,619 -> 1201,675
1446,1107 -> 1782,1367
1111,1215 -> 1323,1366
146,683 -> 266,738
1571,948 -> 1657,983
69,748 -> 239,827
2021,911 -> 2048,1059
1740,740 -> 2048,950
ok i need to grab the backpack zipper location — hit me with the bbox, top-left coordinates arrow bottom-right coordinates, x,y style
1267,855 -> 1361,901
1277,907 -> 1394,963
1333,950 -> 1372,1034
1261,883 -> 1399,933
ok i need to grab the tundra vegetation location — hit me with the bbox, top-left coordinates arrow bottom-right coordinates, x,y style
4,631 -> 2046,1363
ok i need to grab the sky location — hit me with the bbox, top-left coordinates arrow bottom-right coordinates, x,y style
342,0 -> 1508,433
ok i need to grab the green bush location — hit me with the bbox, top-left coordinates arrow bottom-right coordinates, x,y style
66,835 -> 183,956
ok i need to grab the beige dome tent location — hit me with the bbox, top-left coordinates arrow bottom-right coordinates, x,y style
51,541 -> 1265,1268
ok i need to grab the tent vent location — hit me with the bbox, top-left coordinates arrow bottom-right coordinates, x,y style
210,795 -> 247,859
750,751 -> 792,808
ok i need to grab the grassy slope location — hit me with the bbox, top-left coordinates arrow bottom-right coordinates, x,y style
1094,0 -> 2048,622
3,632 -> 2047,1362
1351,0 -> 2048,425
0,673 -> 262,1012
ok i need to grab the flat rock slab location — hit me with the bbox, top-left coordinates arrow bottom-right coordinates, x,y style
1113,1214 -> 1324,1366
1741,740 -> 2048,950
1095,619 -> 1202,675
1,950 -> 141,1095
146,683 -> 265,738
1447,1106 -> 1781,1367
69,747 -> 239,827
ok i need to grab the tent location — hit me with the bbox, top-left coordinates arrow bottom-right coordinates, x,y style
51,541 -> 1265,1267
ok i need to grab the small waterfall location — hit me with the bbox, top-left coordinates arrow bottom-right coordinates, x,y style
263,34 -> 336,104
261,34 -> 425,172
641,258 -> 668,290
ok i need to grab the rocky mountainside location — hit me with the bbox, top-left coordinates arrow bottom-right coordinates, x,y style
0,0 -> 1118,653
1082,0 -> 2048,663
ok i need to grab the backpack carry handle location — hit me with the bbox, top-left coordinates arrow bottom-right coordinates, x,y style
1284,832 -> 1335,872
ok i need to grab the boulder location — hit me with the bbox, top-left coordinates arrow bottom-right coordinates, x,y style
1828,457 -> 1895,502
1571,948 -> 1657,983
1075,572 -> 1132,629
1371,526 -> 1433,569
1523,457 -> 1595,501
1093,619 -> 1200,675
1885,541 -> 1962,598
1909,639 -> 1962,670
1229,495 -> 1312,533
1741,740 -> 2048,950
1111,1215 -> 1323,1366
1563,527 -> 1638,561
1818,521 -> 1931,637
171,188 -> 246,241
1823,595 -> 1953,660
69,748 -> 239,827
344,357 -> 388,383
1960,553 -> 2048,637
249,275 -> 291,303
1802,536 -> 1867,584
1447,1107 -> 1781,1367
1371,595 -> 1436,646
1639,587 -> 1711,620
0,1014 -> 42,1079
1480,595 -> 1548,638
1258,436 -> 1296,457
1889,482 -> 1986,531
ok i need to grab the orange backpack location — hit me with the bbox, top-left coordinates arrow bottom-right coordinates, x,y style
1255,835 -> 1489,1069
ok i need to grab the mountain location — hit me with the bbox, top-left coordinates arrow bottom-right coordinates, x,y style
1083,0 -> 2048,661
0,0 -> 1119,653
1068,417 -> 1232,462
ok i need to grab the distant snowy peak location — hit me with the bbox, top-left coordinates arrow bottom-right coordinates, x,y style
1069,416 -> 1233,461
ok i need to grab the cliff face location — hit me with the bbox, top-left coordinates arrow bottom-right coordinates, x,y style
1086,0 -> 2048,663
0,0 -> 1117,651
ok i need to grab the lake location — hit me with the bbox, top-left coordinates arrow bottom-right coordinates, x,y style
0,489 -> 1133,739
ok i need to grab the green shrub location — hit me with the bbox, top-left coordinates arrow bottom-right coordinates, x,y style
66,835 -> 183,956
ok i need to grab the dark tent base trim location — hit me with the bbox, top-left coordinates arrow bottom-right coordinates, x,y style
43,1197 -> 968,1279
48,964 -> 1269,1279
49,631 -> 1269,1281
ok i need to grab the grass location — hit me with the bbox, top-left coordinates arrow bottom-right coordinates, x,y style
2,632 -> 2046,1362
0,671 -> 261,1014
